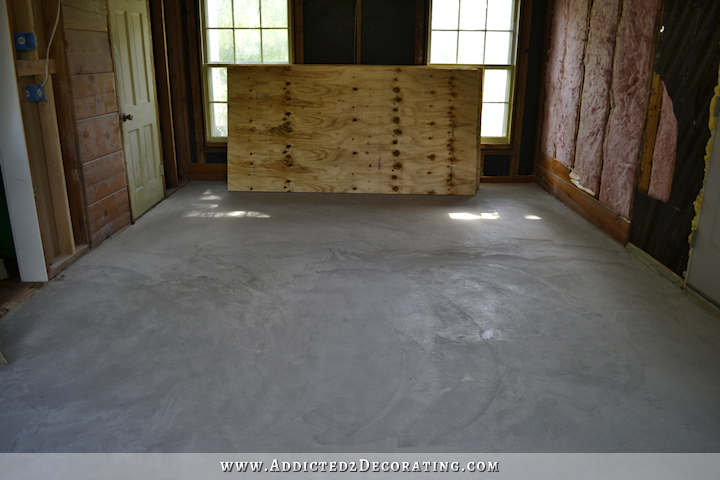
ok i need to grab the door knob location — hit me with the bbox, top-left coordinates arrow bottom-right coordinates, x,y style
122,113 -> 133,121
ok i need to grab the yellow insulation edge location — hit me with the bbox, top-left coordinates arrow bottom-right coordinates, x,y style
689,61 -> 720,245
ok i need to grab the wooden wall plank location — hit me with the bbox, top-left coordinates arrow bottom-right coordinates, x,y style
71,73 -> 115,97
228,65 -> 480,195
64,30 -> 114,75
82,151 -> 125,186
76,113 -> 122,163
87,188 -> 131,245
84,171 -> 127,205
62,0 -> 107,14
62,4 -> 107,32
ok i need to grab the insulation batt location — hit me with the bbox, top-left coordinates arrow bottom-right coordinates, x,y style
599,0 -> 660,218
647,82 -> 678,202
555,0 -> 591,167
541,0 -> 569,157
573,0 -> 621,193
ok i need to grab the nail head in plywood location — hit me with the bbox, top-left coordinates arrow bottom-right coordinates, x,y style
228,65 -> 479,195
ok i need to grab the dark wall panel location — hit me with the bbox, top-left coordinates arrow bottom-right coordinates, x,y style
484,155 -> 512,176
303,0 -> 356,64
519,0 -> 547,175
361,0 -> 416,65
629,0 -> 720,276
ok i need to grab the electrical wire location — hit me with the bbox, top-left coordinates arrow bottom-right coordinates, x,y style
42,0 -> 62,88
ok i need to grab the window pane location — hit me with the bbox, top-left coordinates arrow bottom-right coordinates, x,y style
206,0 -> 232,28
483,69 -> 509,102
207,29 -> 235,62
261,0 -> 288,28
210,103 -> 228,138
486,0 -> 514,30
431,0 -> 459,29
235,29 -> 262,63
457,31 -> 484,64
235,0 -> 261,28
209,67 -> 227,102
262,29 -> 289,63
484,31 -> 512,64
481,103 -> 509,138
429,31 -> 458,64
459,0 -> 487,30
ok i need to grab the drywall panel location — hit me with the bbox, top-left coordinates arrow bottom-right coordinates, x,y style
599,0 -> 660,218
227,65 -> 480,195
0,2 -> 47,282
573,0 -> 620,193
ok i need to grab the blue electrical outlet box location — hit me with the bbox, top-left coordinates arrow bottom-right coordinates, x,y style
13,32 -> 37,51
25,85 -> 45,102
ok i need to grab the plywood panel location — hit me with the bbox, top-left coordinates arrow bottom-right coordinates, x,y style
228,65 -> 479,195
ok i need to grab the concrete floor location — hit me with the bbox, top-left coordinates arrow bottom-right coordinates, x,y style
0,182 -> 719,453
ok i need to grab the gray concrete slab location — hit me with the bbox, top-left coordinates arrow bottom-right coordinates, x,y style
0,182 -> 719,452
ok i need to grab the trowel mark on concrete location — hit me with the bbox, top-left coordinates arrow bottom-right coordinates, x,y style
248,267 -> 501,448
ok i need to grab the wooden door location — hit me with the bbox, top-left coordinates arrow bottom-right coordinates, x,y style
686,114 -> 720,304
108,0 -> 164,219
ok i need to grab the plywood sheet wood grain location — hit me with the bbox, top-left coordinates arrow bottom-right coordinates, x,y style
227,65 -> 479,195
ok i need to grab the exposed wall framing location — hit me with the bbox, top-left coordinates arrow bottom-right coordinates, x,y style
7,0 -> 83,276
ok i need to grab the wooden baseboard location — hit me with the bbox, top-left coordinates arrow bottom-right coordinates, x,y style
479,175 -> 535,184
188,163 -> 227,181
627,243 -> 684,288
684,284 -> 720,316
0,282 -> 42,319
535,154 -> 630,245
48,244 -> 89,279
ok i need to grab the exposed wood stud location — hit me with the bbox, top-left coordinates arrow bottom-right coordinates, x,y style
637,72 -> 662,194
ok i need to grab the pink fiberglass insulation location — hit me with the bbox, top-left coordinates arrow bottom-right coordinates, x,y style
573,0 -> 621,193
648,82 -> 678,202
599,0 -> 660,218
541,0 -> 569,157
554,0 -> 591,167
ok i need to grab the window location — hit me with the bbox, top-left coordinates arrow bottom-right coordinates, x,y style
201,0 -> 290,141
428,0 -> 519,144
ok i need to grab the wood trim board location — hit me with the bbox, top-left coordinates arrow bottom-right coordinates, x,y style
536,153 -> 630,245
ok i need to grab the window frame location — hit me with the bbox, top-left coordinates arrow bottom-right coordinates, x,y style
199,0 -> 294,143
426,0 -> 522,145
